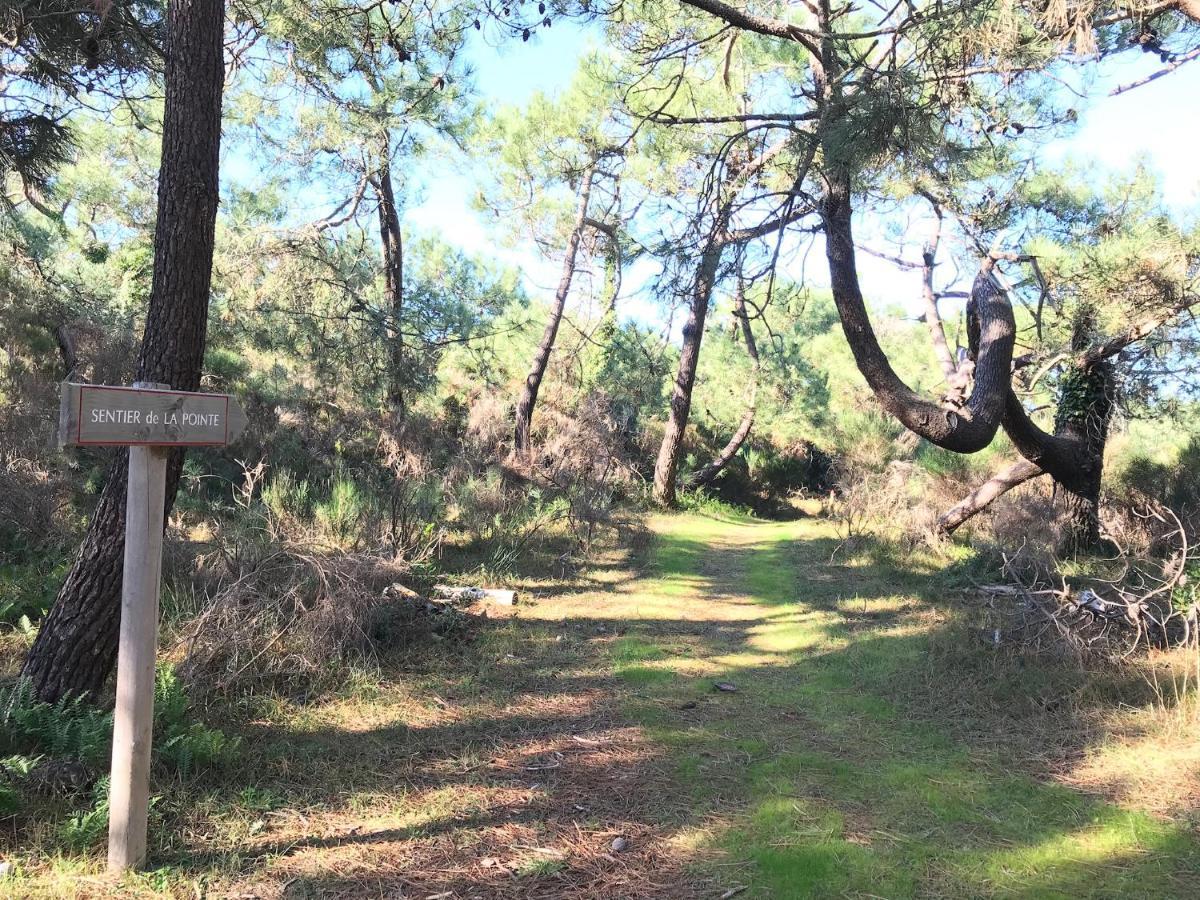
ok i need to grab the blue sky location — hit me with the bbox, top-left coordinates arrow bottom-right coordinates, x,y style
406,23 -> 1200,322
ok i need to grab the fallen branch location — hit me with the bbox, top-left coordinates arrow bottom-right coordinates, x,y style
935,458 -> 1045,535
432,585 -> 519,606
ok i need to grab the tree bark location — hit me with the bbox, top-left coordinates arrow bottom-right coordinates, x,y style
513,161 -> 596,463
1000,366 -> 1113,502
686,280 -> 759,489
821,171 -> 1014,453
652,228 -> 725,506
1053,356 -> 1113,554
945,310 -> 1116,552
1175,0 -> 1200,23
374,134 -> 405,422
53,323 -> 78,379
22,0 -> 226,703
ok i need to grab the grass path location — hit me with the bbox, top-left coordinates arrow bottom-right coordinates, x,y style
7,511 -> 1200,898
587,513 -> 1200,898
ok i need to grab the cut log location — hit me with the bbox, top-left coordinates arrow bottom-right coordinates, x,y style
432,585 -> 519,606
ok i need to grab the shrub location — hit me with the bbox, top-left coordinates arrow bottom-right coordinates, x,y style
1116,436 -> 1200,531
750,440 -> 836,496
314,478 -> 372,548
0,783 -> 19,817
914,442 -> 978,479
0,558 -> 66,625
263,470 -> 313,529
678,489 -> 752,519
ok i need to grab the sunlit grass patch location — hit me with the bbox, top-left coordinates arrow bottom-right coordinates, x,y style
616,664 -> 678,686
945,805 -> 1200,896
625,513 -> 1200,898
514,854 -> 567,877
745,614 -> 843,655
611,635 -> 667,663
726,795 -> 911,899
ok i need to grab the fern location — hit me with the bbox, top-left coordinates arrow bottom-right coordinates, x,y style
1,754 -> 40,777
58,776 -> 110,851
1,680 -> 112,765
153,664 -> 189,731
153,664 -> 241,777
0,668 -> 239,781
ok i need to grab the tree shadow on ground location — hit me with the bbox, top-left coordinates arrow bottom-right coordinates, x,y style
125,514 -> 1200,896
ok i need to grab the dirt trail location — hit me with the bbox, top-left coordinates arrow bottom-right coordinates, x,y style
209,514 -> 802,900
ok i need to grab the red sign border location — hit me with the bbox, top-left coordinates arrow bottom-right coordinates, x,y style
75,385 -> 233,448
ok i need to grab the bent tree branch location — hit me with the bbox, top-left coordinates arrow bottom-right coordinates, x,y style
821,172 -> 1015,453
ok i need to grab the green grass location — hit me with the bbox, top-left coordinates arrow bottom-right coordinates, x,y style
616,512 -> 1200,898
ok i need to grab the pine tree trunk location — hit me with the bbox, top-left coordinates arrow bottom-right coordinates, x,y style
652,233 -> 724,506
21,0 -> 226,703
513,162 -> 596,463
1062,486 -> 1102,555
687,280 -> 759,489
988,306 -> 1114,554
821,171 -> 1014,452
1054,360 -> 1112,555
53,323 -> 78,379
375,135 -> 405,422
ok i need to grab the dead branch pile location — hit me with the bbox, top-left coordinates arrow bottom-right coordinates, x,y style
970,500 -> 1199,660
174,549 -> 481,695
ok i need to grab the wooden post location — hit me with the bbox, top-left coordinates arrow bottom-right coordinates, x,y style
55,378 -> 246,872
107,384 -> 169,873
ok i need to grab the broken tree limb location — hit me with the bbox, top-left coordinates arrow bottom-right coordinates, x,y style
935,458 -> 1045,535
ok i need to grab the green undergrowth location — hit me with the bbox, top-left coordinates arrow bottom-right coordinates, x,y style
0,664 -> 240,866
2,512 -> 1197,897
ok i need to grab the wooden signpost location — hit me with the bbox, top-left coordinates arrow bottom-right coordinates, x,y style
58,382 -> 247,873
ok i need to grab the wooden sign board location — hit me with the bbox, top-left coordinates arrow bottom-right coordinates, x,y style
54,382 -> 248,873
59,383 -> 247,448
